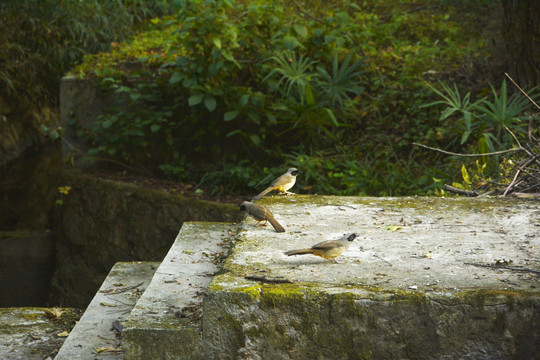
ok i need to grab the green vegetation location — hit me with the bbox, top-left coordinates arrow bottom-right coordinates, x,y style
423,79 -> 539,194
8,0 -> 535,197
0,0 -> 175,105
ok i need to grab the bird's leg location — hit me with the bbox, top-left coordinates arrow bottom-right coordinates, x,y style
332,258 -> 340,264
255,220 -> 268,227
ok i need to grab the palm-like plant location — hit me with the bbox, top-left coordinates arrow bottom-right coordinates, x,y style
476,80 -> 536,141
263,50 -> 318,105
316,52 -> 365,109
422,82 -> 481,145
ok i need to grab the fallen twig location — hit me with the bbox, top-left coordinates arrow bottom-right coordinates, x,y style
464,262 -> 540,275
99,282 -> 144,294
509,192 -> 540,198
443,184 -> 478,197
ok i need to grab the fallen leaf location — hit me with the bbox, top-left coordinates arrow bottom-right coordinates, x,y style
100,302 -> 117,307
382,225 -> 402,232
94,346 -> 122,354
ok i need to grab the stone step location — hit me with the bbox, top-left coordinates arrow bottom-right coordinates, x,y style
122,222 -> 237,360
55,261 -> 159,360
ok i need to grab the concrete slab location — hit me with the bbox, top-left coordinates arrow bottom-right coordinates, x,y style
204,196 -> 540,359
55,261 -> 158,360
228,196 -> 538,291
122,222 -> 237,360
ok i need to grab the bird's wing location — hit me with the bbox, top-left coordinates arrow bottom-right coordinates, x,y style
311,240 -> 345,251
271,173 -> 290,187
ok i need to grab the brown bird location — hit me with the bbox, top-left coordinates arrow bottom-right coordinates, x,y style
240,201 -> 285,233
284,233 -> 358,263
252,168 -> 301,201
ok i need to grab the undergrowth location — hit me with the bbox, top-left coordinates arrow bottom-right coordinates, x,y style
66,0 -> 510,197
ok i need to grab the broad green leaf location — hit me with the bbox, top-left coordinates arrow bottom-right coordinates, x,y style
461,164 -> 470,185
188,94 -> 204,106
293,24 -> 308,38
150,124 -> 161,133
204,97 -> 217,112
169,72 -> 183,84
240,94 -> 250,107
226,129 -> 242,137
249,134 -> 261,146
212,37 -> 222,49
224,111 -> 239,121
283,36 -> 301,50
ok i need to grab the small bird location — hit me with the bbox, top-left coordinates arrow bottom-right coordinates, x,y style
252,168 -> 301,201
284,233 -> 358,263
240,201 -> 285,233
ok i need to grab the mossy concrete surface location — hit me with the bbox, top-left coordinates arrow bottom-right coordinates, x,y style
55,261 -> 158,360
0,307 -> 81,360
203,196 -> 539,359
122,222 -> 237,360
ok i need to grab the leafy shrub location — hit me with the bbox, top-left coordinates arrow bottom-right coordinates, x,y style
70,0 -> 500,196
422,79 -> 539,191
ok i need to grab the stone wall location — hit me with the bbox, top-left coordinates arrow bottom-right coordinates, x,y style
51,170 -> 243,307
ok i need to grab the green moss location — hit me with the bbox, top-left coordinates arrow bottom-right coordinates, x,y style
208,273 -> 261,301
260,283 -> 312,307
258,195 -> 527,216
332,291 -> 365,317
453,289 -> 526,307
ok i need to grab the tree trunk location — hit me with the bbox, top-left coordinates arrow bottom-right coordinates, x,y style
501,0 -> 540,89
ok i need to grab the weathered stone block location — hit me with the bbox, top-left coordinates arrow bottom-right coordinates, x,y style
122,222 -> 238,360
202,196 -> 539,359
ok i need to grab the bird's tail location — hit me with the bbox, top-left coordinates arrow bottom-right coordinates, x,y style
268,217 -> 285,233
284,249 -> 313,256
252,186 -> 273,201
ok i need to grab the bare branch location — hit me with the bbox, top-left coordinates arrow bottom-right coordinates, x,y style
412,142 -> 523,157
505,72 -> 540,111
